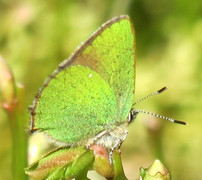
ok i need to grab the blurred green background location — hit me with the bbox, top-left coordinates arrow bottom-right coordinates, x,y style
0,0 -> 201,179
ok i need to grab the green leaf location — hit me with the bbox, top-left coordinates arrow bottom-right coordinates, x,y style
112,150 -> 128,180
25,147 -> 94,180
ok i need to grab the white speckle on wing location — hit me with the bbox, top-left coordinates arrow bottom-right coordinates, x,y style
89,73 -> 93,78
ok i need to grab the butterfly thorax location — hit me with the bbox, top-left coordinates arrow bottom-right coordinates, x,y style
87,122 -> 128,151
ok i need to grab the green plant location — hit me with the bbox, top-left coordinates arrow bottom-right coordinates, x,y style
0,56 -> 28,180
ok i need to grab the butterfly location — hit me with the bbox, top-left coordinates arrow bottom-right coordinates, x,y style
29,15 -> 185,164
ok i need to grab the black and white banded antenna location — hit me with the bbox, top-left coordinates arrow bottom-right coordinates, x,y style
130,87 -> 186,125
132,86 -> 167,106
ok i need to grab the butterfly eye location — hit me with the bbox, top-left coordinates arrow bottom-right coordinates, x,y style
128,109 -> 139,124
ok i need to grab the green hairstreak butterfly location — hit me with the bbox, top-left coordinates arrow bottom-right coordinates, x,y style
29,15 -> 185,162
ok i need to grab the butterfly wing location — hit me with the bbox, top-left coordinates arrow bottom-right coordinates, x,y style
30,15 -> 135,144
62,15 -> 136,123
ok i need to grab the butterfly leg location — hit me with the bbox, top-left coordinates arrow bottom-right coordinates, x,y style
118,129 -> 128,152
109,129 -> 128,164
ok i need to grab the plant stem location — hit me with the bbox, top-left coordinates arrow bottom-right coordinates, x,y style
0,56 -> 27,179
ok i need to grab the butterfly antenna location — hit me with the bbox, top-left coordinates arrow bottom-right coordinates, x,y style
132,109 -> 186,125
133,87 -> 167,106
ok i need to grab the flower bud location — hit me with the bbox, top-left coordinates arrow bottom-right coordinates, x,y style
140,159 -> 170,180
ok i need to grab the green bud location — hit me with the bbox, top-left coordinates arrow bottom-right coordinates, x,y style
0,55 -> 16,112
91,145 -> 114,178
139,159 -> 170,180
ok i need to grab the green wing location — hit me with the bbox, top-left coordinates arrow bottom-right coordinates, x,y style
30,15 -> 135,144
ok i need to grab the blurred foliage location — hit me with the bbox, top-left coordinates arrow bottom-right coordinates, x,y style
0,0 -> 201,179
